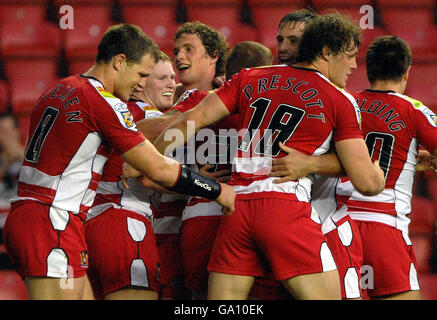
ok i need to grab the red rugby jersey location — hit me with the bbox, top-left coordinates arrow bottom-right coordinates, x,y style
88,100 -> 163,221
216,65 -> 363,201
347,90 -> 437,231
16,76 -> 145,220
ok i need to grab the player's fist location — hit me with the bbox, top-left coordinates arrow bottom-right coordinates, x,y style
216,183 -> 235,216
121,162 -> 142,189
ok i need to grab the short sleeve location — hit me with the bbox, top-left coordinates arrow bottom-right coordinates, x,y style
89,94 -> 146,155
334,96 -> 364,142
414,105 -> 437,153
215,72 -> 242,115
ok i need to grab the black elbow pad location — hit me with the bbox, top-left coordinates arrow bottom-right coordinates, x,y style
169,165 -> 222,200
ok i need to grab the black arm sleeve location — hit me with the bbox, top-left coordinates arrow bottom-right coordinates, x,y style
168,164 -> 222,199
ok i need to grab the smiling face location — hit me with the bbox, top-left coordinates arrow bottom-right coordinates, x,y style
327,43 -> 358,88
142,60 -> 176,111
276,21 -> 306,66
114,53 -> 156,101
173,33 -> 217,89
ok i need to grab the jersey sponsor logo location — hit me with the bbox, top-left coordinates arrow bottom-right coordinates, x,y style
411,99 -> 437,128
194,178 -> 212,191
145,110 -> 162,119
423,108 -> 437,127
113,102 -> 128,112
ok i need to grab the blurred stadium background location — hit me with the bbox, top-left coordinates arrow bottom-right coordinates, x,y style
0,0 -> 436,300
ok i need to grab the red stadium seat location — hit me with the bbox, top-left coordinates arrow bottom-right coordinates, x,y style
0,80 -> 10,113
411,235 -> 432,273
318,6 -> 367,25
187,6 -> 252,46
54,0 -> 113,5
376,0 -> 435,8
60,5 -> 113,60
346,62 -> 369,93
119,0 -> 177,5
0,3 -> 47,24
419,273 -> 437,300
409,196 -> 436,235
409,196 -> 436,274
0,270 -> 28,300
184,0 -> 242,5
0,21 -> 62,59
5,59 -> 60,115
359,25 -> 387,52
123,5 -> 178,51
16,113 -> 32,145
313,0 -> 373,6
67,57 -> 95,75
405,62 -> 437,108
380,8 -> 437,60
248,0 -> 306,7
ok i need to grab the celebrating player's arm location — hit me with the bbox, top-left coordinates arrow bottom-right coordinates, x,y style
121,138 -> 235,215
153,92 -> 230,155
269,140 -> 385,196
134,109 -> 183,142
334,138 -> 385,196
269,142 -> 344,183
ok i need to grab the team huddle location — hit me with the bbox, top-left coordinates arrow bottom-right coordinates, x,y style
2,9 -> 437,300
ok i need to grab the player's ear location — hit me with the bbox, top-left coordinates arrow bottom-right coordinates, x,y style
113,54 -> 127,71
209,49 -> 219,64
321,46 -> 331,61
403,65 -> 411,82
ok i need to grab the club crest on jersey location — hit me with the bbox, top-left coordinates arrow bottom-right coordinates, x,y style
80,251 -> 88,268
430,113 -> 437,127
121,110 -> 134,128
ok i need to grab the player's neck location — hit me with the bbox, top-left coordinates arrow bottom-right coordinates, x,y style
83,63 -> 115,93
294,61 -> 324,74
183,76 -> 215,92
370,80 -> 406,94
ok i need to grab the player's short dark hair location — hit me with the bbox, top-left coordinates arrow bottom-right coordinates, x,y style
96,24 -> 160,64
174,21 -> 229,77
366,35 -> 412,84
296,13 -> 361,64
225,41 -> 274,80
278,8 -> 318,30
